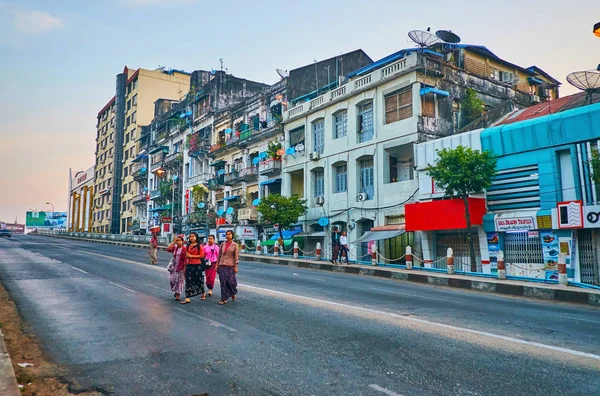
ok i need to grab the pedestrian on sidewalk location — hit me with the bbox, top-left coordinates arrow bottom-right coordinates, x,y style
330,226 -> 341,264
167,234 -> 187,301
181,232 -> 206,304
203,234 -> 220,297
149,232 -> 159,265
338,231 -> 349,264
216,230 -> 239,305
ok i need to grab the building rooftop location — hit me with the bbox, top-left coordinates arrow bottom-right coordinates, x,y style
496,92 -> 600,126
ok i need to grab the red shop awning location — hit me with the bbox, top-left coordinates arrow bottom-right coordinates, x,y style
405,198 -> 486,231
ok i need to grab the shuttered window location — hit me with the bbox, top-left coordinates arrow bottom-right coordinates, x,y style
422,94 -> 435,117
385,88 -> 413,124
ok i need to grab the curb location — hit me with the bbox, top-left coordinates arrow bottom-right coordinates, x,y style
34,234 -> 600,307
0,330 -> 20,396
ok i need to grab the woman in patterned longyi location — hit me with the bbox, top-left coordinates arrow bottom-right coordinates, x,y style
167,234 -> 187,301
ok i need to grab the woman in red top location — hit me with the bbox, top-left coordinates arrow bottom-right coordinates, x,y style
181,232 -> 206,304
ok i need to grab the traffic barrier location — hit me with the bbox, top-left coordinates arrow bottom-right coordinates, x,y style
293,241 -> 299,259
371,245 -> 378,266
405,246 -> 413,270
274,241 -> 280,257
316,242 -> 322,260
447,247 -> 454,274
497,250 -> 506,280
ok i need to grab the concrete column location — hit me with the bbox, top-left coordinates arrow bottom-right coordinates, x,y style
420,231 -> 434,268
282,172 -> 292,197
412,81 -> 422,116
88,187 -> 94,233
478,227 -> 491,274
497,250 -> 506,279
81,187 -> 88,233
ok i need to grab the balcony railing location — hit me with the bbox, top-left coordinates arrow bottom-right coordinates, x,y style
150,189 -> 161,200
238,166 -> 258,181
237,207 -> 258,221
207,175 -> 225,190
259,159 -> 282,175
224,171 -> 240,186
209,122 -> 282,155
284,52 -> 420,121
132,193 -> 147,206
188,173 -> 209,187
133,169 -> 147,183
164,153 -> 183,170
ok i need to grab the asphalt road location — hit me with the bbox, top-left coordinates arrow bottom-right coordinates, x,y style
0,235 -> 599,396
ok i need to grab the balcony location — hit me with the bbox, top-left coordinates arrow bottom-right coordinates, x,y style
237,207 -> 258,222
238,166 -> 258,181
133,168 -> 148,183
207,175 -> 225,190
224,171 -> 240,186
188,173 -> 209,187
132,193 -> 148,206
284,53 -> 420,121
210,122 -> 283,156
164,152 -> 183,170
150,189 -> 162,200
259,159 -> 282,175
417,115 -> 453,138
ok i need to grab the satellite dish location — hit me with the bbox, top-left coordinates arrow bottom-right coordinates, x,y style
217,208 -> 225,216
295,143 -> 305,152
252,157 -> 260,165
285,147 -> 296,155
225,128 -> 232,134
240,197 -> 247,205
217,169 -> 225,175
185,110 -> 192,116
276,69 -> 289,78
226,207 -> 234,215
252,198 -> 261,206
179,112 -> 186,118
435,30 -> 461,44
318,217 -> 330,227
197,202 -> 205,209
259,152 -> 268,159
408,30 -> 440,48
567,69 -> 600,104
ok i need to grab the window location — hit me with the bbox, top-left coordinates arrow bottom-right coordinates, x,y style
133,78 -> 138,91
132,94 -> 137,106
385,88 -> 412,124
125,132 -> 130,144
452,100 -> 461,131
335,165 -> 347,193
131,111 -> 137,124
314,170 -> 324,197
130,129 -> 135,140
122,218 -> 127,232
360,159 -> 374,200
174,141 -> 181,153
124,150 -> 129,160
289,126 -> 305,147
129,181 -> 134,193
490,68 -> 501,80
312,119 -> 324,154
108,178 -> 111,187
127,100 -> 131,111
122,202 -> 127,212
357,102 -> 374,142
422,94 -> 435,118
124,166 -> 129,176
333,112 -> 347,139
126,116 -> 131,127
130,147 -> 135,157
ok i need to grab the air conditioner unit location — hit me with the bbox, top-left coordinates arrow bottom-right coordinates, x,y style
357,192 -> 368,202
315,196 -> 325,206
309,152 -> 320,161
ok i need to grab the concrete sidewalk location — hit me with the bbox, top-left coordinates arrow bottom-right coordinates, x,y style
36,233 -> 600,306
0,330 -> 20,396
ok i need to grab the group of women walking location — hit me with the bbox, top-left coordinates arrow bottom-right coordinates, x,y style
163,230 -> 240,305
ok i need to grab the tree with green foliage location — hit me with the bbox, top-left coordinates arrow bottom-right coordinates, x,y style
256,194 -> 308,240
461,88 -> 485,127
426,146 -> 498,272
590,148 -> 600,184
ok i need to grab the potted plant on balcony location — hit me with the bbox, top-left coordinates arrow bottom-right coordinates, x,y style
267,140 -> 282,160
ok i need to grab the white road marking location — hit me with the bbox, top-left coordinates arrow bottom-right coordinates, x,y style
108,281 -> 137,293
239,283 -> 600,362
546,313 -> 600,325
369,384 -> 404,396
70,266 -> 88,274
368,287 -> 459,303
71,249 -> 168,272
174,307 -> 237,332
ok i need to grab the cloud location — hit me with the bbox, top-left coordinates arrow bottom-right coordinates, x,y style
13,10 -> 63,34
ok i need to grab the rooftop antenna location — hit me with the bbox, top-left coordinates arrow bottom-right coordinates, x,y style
276,68 -> 289,79
408,29 -> 440,50
566,66 -> 600,105
219,58 -> 224,71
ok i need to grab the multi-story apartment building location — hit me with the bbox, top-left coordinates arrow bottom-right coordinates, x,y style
280,43 -> 560,261
92,66 -> 190,234
140,70 -> 267,237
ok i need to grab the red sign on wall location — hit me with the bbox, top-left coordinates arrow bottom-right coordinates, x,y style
405,198 -> 486,231
185,190 -> 190,214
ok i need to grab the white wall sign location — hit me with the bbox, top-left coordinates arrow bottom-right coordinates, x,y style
235,226 -> 258,240
495,216 -> 535,231
583,204 -> 600,228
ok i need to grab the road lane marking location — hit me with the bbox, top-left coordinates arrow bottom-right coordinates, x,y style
368,287 -> 459,303
292,273 -> 325,281
369,384 -> 404,396
174,307 -> 237,332
108,281 -> 137,293
546,314 -> 600,325
70,266 -> 88,274
239,283 -> 600,362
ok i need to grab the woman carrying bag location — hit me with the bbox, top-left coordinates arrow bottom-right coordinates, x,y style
216,230 -> 239,305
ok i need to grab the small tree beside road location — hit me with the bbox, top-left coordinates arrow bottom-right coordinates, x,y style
426,146 -> 498,272
256,194 -> 308,241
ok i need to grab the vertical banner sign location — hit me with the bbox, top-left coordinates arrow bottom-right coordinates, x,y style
185,190 -> 190,214
486,232 -> 499,271
558,233 -> 575,280
540,231 -> 559,281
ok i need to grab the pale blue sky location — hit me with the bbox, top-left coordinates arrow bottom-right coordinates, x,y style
0,0 -> 598,223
